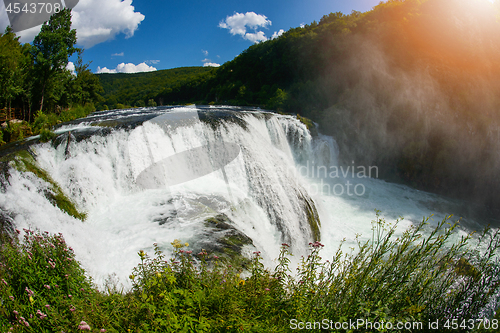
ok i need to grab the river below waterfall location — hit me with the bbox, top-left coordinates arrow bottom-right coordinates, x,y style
0,105 -> 497,288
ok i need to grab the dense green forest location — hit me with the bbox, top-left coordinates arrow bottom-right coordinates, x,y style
99,0 -> 500,211
97,67 -> 214,110
0,9 -> 102,144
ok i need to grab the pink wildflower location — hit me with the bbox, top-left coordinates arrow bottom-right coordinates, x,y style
78,321 -> 91,330
25,287 -> 34,297
9,296 -> 14,300
100,329 -> 106,332
19,317 -> 29,327
310,241 -> 324,248
36,309 -> 47,319
44,284 -> 51,289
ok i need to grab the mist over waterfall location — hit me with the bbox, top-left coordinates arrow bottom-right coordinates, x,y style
0,106 -> 496,287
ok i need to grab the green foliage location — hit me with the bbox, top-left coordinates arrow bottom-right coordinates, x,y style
38,128 -> 55,143
0,27 -> 31,117
0,11 -> 102,130
58,103 -> 95,123
1,215 -> 499,332
31,9 -> 79,112
0,104 -> 96,146
1,121 -> 31,143
96,67 -> 214,109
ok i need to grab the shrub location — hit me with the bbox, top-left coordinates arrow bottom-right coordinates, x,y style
38,128 -> 56,142
1,214 -> 499,332
58,104 -> 95,123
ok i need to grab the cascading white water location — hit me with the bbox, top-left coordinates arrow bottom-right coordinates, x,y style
0,105 -> 495,288
0,106 -> 324,286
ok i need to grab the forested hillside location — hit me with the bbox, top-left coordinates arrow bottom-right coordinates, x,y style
96,67 -> 214,109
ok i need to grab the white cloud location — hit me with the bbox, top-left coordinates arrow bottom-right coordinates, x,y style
219,12 -> 271,43
271,29 -> 285,39
112,52 -> 124,56
201,58 -> 220,67
244,31 -> 267,43
202,49 -> 209,56
0,0 -> 145,48
96,62 -> 157,74
66,61 -> 76,75
145,60 -> 160,64
203,62 -> 220,67
73,0 -> 145,48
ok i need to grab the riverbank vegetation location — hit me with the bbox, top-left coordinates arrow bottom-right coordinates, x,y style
0,9 -> 102,146
1,214 -> 499,332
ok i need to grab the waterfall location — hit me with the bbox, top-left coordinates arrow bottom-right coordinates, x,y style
0,106 -> 330,286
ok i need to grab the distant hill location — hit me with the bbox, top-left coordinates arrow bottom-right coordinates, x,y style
96,66 -> 215,109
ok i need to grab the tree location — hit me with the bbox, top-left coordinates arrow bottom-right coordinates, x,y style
31,9 -> 79,112
0,27 -> 30,119
62,55 -> 103,107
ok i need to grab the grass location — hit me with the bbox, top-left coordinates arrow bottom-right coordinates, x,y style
1,213 -> 499,332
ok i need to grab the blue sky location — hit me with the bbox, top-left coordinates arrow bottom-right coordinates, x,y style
1,0 -> 382,73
